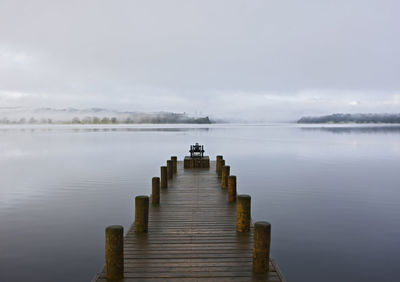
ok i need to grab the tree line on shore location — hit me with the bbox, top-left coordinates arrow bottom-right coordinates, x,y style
298,113 -> 400,124
0,115 -> 211,124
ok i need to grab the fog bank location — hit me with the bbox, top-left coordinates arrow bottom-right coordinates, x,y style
1,1 -> 399,121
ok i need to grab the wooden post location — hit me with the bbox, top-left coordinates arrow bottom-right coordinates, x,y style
135,195 -> 149,233
105,225 -> 124,280
253,221 -> 271,273
152,177 -> 160,206
216,155 -> 223,173
217,159 -> 225,178
167,160 -> 173,179
228,175 -> 237,202
236,194 -> 251,232
160,166 -> 168,189
171,156 -> 177,173
221,165 -> 230,189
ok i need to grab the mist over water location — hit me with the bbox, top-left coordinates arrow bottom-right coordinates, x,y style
0,124 -> 399,282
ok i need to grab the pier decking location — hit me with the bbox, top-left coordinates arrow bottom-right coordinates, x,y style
93,160 -> 285,281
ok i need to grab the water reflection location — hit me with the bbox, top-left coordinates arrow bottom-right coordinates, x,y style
300,125 -> 400,134
0,126 -> 211,133
0,124 -> 399,282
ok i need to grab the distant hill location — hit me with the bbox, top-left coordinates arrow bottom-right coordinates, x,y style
0,107 -> 212,124
298,113 -> 400,124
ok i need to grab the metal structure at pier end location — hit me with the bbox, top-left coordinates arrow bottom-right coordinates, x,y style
189,142 -> 205,158
184,142 -> 210,168
92,147 -> 285,282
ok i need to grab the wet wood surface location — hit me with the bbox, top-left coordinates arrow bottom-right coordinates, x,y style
93,161 -> 285,281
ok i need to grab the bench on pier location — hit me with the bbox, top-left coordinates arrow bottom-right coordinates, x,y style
184,142 -> 210,168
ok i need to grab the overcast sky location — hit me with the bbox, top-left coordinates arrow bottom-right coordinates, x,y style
0,0 -> 399,121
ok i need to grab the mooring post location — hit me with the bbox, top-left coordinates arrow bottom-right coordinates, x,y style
216,155 -> 223,173
105,225 -> 124,280
236,194 -> 251,232
221,165 -> 230,188
167,160 -> 173,179
160,166 -> 168,189
152,177 -> 160,206
218,159 -> 225,178
253,221 -> 271,273
228,175 -> 237,202
171,156 -> 177,173
135,195 -> 149,233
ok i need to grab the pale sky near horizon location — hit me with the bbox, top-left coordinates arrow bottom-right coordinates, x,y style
0,0 -> 399,121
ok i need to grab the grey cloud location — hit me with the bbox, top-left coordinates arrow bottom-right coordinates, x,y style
0,0 -> 399,121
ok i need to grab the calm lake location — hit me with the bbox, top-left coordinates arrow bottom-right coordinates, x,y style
0,124 -> 399,282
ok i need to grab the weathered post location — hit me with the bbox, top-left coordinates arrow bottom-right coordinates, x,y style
217,159 -> 225,178
152,177 -> 160,205
221,165 -> 230,189
216,155 -> 223,173
167,160 -> 173,179
105,225 -> 124,280
228,175 -> 237,202
160,166 -> 168,189
253,221 -> 271,273
135,195 -> 149,233
236,194 -> 251,232
171,156 -> 177,173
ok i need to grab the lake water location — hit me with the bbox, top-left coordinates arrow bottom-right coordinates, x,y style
0,124 -> 399,282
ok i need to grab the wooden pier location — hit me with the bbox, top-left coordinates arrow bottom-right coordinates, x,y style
93,158 -> 285,281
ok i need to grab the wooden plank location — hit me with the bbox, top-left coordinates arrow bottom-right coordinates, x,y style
92,161 -> 285,282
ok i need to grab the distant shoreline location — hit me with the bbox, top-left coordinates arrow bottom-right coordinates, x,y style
0,108 -> 212,125
0,120 -> 212,125
297,113 -> 400,124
